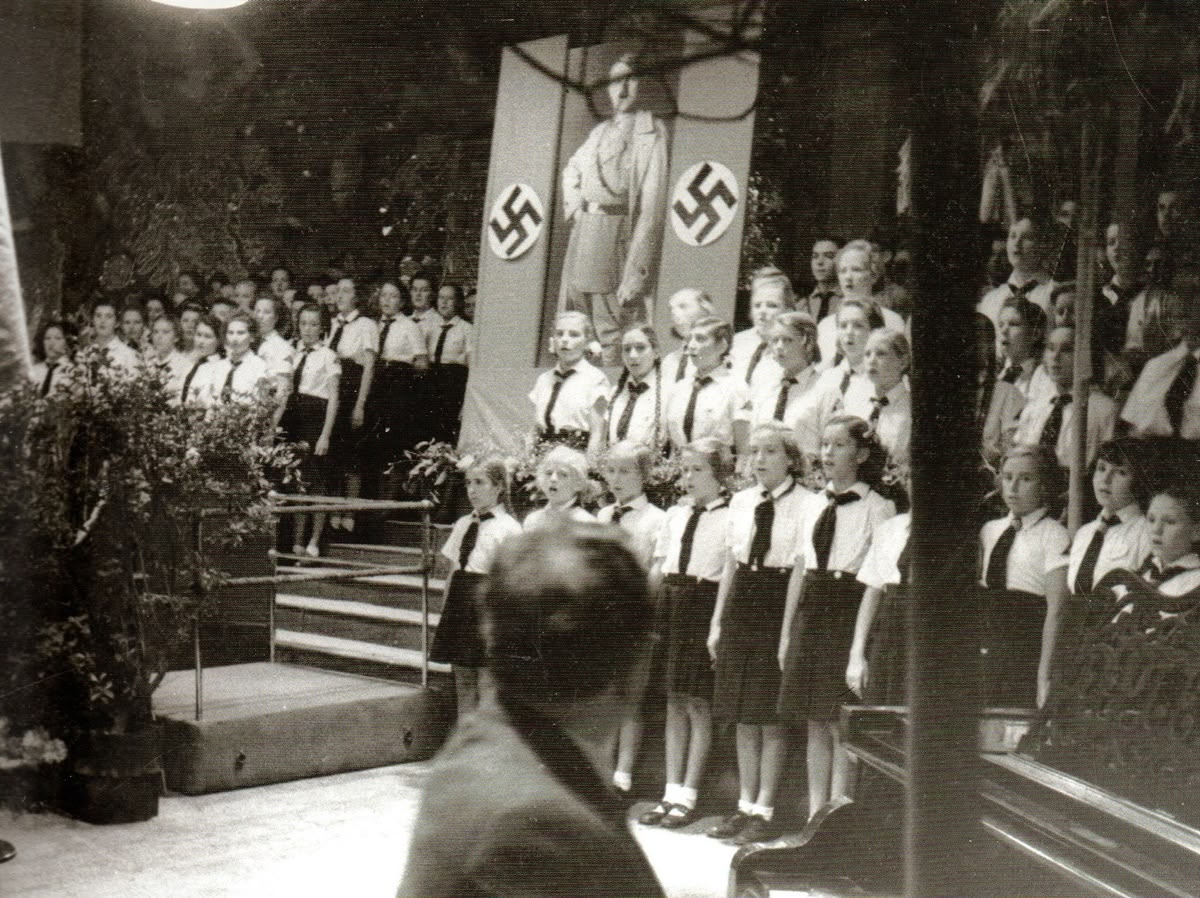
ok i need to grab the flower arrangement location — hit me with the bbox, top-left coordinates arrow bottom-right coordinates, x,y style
0,347 -> 299,746
0,719 -> 67,772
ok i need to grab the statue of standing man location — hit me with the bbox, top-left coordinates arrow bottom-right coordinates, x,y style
560,54 -> 669,365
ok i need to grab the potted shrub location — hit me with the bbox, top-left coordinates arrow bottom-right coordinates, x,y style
0,349 -> 296,823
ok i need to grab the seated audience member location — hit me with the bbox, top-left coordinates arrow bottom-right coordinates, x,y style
665,316 -> 750,456
815,240 -> 904,365
661,287 -> 713,385
730,267 -> 793,390
749,311 -> 821,430
429,281 -> 474,444
798,237 -> 841,322
398,524 -> 666,898
530,311 -> 609,452
599,324 -> 668,453
408,271 -> 446,348
841,329 -> 912,469
977,216 -> 1057,326
1013,326 -> 1116,470
30,319 -> 75,398
524,446 -> 597,530
145,314 -> 191,403
1134,479 -> 1200,595
1126,242 -> 1177,356
90,298 -> 140,371
1122,291 -> 1200,438
1066,437 -> 1153,597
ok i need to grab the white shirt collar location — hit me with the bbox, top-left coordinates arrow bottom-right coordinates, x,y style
764,476 -> 796,501
1008,507 -> 1048,530
338,310 -> 360,324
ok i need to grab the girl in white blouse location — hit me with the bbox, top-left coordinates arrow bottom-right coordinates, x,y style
641,438 -> 733,830
529,311 -> 609,452
780,415 -> 896,819
977,444 -> 1070,709
253,295 -> 296,422
429,457 -> 523,718
144,315 -> 192,404
596,441 -> 667,797
665,316 -> 751,457
523,446 -> 596,531
706,422 -> 809,845
660,287 -> 712,386
842,329 -> 912,470
280,304 -> 342,557
597,325 -> 669,455
180,316 -> 226,407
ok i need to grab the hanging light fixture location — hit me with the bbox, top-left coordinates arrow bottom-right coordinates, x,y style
149,0 -> 250,9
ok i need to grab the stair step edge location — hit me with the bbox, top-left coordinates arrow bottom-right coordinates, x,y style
276,593 -> 441,627
274,629 -> 451,674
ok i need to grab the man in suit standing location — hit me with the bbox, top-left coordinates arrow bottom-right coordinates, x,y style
398,523 -> 665,898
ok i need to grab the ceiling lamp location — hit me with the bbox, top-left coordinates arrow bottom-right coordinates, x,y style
149,0 -> 250,9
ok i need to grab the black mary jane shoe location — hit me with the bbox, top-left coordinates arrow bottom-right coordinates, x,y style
659,804 -> 699,829
637,801 -> 672,826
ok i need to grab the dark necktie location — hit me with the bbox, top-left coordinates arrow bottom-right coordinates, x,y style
682,376 -> 712,442
1074,515 -> 1120,595
1040,394 -> 1072,450
1165,352 -> 1198,436
458,511 -> 493,569
614,504 -> 635,522
813,291 -> 835,322
221,358 -> 242,402
774,376 -> 796,421
329,317 -> 347,353
181,358 -> 203,402
745,342 -> 767,384
812,489 -> 862,571
1138,555 -> 1190,587
434,322 -> 453,365
748,494 -> 776,569
615,380 -> 648,440
1009,280 -> 1039,300
1000,363 -> 1020,384
677,501 -> 723,577
984,519 -> 1020,590
293,347 -> 310,392
378,317 -> 395,357
839,369 -> 852,395
675,353 -> 688,383
40,362 -> 57,398
869,394 -> 889,427
543,367 -> 575,431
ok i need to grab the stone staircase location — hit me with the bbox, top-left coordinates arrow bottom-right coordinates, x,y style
272,522 -> 456,686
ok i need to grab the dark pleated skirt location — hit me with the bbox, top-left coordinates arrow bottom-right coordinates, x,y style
280,393 -> 330,494
864,584 -> 908,706
979,587 -> 1044,709
363,361 -> 419,471
331,359 -> 365,468
661,574 -> 719,701
428,364 -> 469,444
779,571 -> 863,723
713,566 -> 790,725
430,570 -> 487,667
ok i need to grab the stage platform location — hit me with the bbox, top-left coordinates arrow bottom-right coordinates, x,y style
154,662 -> 452,795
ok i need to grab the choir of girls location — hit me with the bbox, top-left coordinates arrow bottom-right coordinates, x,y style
48,267 -> 474,556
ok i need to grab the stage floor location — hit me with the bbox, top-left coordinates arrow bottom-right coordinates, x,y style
3,762 -> 736,898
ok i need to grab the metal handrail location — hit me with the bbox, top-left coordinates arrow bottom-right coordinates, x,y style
188,495 -> 438,721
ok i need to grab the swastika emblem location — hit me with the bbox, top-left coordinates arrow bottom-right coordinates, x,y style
487,183 -> 545,261
670,161 -> 739,248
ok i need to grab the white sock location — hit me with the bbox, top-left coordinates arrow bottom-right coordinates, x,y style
663,783 -> 682,805
677,786 -> 698,810
613,771 -> 632,792
737,798 -> 754,815
750,803 -> 774,821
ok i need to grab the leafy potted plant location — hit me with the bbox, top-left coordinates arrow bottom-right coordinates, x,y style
0,349 -> 296,823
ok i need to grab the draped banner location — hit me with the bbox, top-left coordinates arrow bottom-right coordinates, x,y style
460,7 -> 760,450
